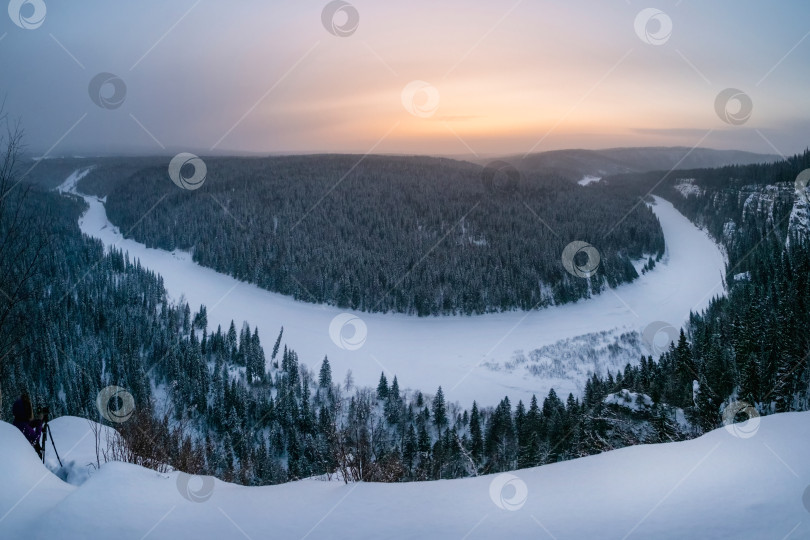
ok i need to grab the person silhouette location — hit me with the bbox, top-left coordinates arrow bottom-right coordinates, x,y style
12,393 -> 44,456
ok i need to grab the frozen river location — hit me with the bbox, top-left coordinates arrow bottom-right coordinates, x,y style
59,170 -> 726,406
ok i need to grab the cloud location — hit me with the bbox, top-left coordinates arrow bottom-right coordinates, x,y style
436,115 -> 483,122
631,128 -> 715,137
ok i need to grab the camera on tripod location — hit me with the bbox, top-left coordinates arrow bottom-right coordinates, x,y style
34,405 -> 61,467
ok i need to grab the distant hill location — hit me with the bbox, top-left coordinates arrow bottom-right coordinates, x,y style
490,147 -> 779,182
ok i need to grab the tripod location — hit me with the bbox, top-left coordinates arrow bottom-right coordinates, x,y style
39,410 -> 63,468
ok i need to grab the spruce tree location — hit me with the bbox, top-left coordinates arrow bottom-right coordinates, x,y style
432,386 -> 447,432
403,424 -> 417,473
318,357 -> 332,389
739,353 -> 760,405
271,326 -> 283,363
390,376 -> 400,401
674,329 -> 695,404
377,372 -> 389,400
469,401 -> 483,464
226,321 -> 238,361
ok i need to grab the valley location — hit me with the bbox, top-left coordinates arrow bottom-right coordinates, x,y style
60,169 -> 726,406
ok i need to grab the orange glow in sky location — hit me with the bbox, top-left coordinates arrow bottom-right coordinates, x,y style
2,0 -> 808,156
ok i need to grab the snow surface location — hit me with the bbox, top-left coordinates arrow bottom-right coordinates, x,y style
58,170 -> 727,407
740,184 -> 783,225
2,412 -> 808,539
733,272 -> 751,282
673,178 -> 703,198
44,416 -> 120,486
788,185 -> 810,245
577,175 -> 601,186
603,389 -> 653,411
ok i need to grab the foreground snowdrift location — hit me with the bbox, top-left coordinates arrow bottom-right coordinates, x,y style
43,416 -> 120,485
1,413 -> 807,539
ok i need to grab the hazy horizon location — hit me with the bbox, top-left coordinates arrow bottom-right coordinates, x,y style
22,145 -> 785,163
2,1 -> 809,158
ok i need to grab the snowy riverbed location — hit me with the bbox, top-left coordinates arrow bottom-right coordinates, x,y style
58,170 -> 727,407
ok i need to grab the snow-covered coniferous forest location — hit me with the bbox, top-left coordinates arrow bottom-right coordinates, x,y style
1,2 -> 809,539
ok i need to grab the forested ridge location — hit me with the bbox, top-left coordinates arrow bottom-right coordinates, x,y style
601,150 -> 810,421
77,155 -> 664,315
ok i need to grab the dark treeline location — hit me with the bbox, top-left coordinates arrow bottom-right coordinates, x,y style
1,187 -> 171,424
79,155 -> 664,315
658,151 -> 810,417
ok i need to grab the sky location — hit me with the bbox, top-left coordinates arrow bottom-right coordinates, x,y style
1,0 -> 809,158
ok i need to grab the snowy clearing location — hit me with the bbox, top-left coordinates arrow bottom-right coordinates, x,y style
577,175 -> 602,186
1,412 -> 807,539
59,170 -> 726,407
673,178 -> 703,198
603,389 -> 654,412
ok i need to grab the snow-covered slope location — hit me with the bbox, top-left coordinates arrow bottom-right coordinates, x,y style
58,170 -> 727,406
1,412 -> 807,539
789,184 -> 810,243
